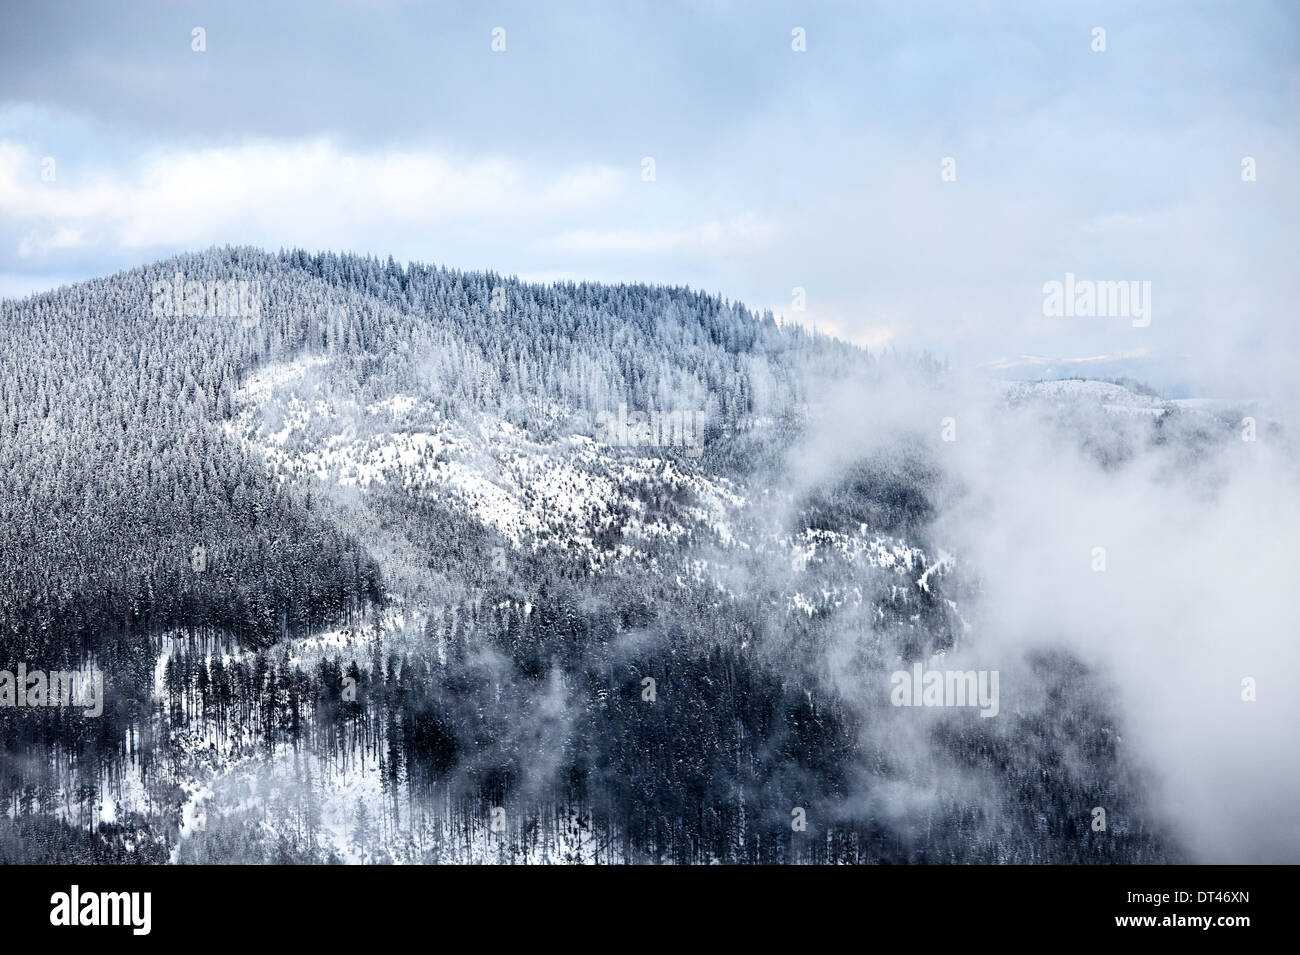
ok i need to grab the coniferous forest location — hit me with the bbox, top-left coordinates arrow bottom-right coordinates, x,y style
0,247 -> 1204,864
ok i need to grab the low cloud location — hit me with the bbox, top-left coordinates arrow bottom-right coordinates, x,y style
790,366 -> 1300,862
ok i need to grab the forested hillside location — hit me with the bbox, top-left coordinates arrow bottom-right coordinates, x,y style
0,248 -> 1181,864
0,245 -> 862,663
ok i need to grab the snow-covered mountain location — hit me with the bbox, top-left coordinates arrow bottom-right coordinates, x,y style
5,247 -> 1272,864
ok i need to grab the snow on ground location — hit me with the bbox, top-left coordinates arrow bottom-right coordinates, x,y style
87,357 -> 964,862
226,361 -> 748,556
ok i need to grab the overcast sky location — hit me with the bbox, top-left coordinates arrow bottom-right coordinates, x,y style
2,0 -> 1296,397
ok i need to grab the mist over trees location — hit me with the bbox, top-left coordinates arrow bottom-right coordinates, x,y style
0,248 -> 1181,864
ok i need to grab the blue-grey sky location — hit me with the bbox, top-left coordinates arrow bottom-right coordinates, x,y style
2,0 -> 1296,396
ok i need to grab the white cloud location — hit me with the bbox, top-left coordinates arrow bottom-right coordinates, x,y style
543,213 -> 777,258
777,312 -> 896,352
0,139 -> 624,256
